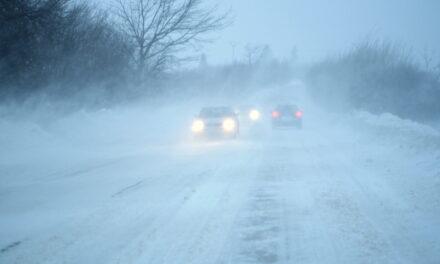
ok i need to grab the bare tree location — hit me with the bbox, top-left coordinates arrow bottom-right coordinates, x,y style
421,49 -> 440,80
229,41 -> 238,63
421,48 -> 434,72
115,0 -> 229,77
435,62 -> 440,81
243,44 -> 263,66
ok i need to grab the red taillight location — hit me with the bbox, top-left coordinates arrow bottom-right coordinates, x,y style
295,111 -> 303,118
272,111 -> 279,118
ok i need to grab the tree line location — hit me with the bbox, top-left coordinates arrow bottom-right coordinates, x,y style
306,40 -> 440,122
0,0 -> 228,104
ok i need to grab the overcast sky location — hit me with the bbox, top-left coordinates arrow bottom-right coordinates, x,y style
201,0 -> 440,64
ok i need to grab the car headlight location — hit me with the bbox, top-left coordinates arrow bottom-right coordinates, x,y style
249,109 -> 260,121
191,119 -> 205,133
222,118 -> 236,132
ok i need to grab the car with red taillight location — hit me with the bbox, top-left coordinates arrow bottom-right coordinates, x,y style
271,104 -> 303,129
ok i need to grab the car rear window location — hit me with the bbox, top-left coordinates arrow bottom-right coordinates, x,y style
277,105 -> 298,112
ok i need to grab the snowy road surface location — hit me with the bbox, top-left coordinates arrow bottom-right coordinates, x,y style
1,112 -> 440,264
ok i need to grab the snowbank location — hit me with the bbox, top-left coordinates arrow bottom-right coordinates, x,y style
351,111 -> 440,153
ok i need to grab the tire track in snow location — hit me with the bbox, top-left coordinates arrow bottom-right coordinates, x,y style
111,181 -> 144,198
0,241 -> 21,254
322,149 -> 438,264
299,129 -> 427,263
35,156 -> 130,182
2,157 -> 216,264
218,159 -> 289,263
134,146 -> 260,264
301,135 -> 393,263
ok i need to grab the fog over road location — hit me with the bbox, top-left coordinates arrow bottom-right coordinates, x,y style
2,0 -> 440,262
1,103 -> 439,264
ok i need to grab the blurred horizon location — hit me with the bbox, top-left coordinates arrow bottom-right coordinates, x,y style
203,0 -> 440,64
90,0 -> 440,64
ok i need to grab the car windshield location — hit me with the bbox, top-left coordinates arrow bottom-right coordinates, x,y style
200,107 -> 235,117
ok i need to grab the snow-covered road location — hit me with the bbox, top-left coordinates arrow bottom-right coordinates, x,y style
1,109 -> 440,264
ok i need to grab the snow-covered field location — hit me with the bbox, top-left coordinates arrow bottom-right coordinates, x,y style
1,94 -> 439,263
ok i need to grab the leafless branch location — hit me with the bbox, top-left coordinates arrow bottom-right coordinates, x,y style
115,0 -> 230,76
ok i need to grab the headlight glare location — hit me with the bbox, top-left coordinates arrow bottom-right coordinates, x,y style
249,109 -> 261,121
222,118 -> 236,132
191,119 -> 205,133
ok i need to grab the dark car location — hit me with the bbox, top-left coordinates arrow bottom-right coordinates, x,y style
271,104 -> 303,129
191,107 -> 239,139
